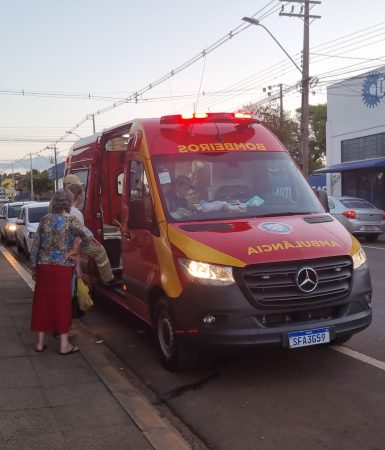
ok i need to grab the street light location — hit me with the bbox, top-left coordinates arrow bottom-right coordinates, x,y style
242,16 -> 310,177
242,17 -> 302,74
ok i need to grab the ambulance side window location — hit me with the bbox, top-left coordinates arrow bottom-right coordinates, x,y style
129,160 -> 156,232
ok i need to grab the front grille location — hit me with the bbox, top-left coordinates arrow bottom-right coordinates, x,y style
256,305 -> 343,327
237,256 -> 352,309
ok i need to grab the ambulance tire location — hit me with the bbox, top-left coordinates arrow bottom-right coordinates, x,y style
154,298 -> 191,372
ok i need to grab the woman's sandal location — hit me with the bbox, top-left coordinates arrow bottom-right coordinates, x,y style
35,345 -> 47,353
59,344 -> 79,355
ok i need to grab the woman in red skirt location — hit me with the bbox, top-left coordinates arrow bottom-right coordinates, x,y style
31,189 -> 91,354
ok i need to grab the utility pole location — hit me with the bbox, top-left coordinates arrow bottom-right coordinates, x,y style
280,0 -> 321,178
29,152 -> 34,200
53,145 -> 58,191
46,145 -> 59,191
11,163 -> 15,200
90,114 -> 96,134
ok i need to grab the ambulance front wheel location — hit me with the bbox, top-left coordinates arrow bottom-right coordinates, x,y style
154,298 -> 190,371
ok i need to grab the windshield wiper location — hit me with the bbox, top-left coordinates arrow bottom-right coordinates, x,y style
256,211 -> 314,217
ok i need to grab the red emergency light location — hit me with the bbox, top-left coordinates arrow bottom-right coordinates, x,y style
160,112 -> 259,126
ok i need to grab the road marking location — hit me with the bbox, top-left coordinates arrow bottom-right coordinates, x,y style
363,245 -> 385,251
331,345 -> 385,372
0,246 -> 35,290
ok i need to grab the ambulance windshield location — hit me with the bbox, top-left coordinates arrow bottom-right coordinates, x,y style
154,152 -> 323,222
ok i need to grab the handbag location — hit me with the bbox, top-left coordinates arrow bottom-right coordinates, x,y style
76,278 -> 94,311
72,284 -> 84,319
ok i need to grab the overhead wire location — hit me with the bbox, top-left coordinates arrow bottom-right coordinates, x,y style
1,0 -> 285,171
3,3 -> 385,170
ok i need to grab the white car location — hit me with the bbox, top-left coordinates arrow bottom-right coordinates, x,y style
0,201 -> 36,244
15,202 -> 49,258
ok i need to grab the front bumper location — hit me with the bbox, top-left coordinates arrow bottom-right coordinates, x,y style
168,264 -> 372,347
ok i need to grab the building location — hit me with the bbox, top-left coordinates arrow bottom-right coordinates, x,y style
48,161 -> 65,190
1,177 -> 15,200
316,66 -> 385,209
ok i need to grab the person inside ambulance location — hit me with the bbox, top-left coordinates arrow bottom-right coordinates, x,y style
188,160 -> 210,203
165,175 -> 196,219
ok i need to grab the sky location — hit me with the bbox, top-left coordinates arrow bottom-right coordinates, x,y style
1,0 -> 384,174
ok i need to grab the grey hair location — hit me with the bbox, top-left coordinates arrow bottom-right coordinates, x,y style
51,189 -> 74,213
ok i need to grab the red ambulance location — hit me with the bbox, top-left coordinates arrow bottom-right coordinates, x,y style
66,112 -> 372,370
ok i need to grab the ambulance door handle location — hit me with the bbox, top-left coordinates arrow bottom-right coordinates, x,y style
122,229 -> 132,239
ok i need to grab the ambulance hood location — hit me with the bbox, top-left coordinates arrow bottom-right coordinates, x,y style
167,215 -> 355,267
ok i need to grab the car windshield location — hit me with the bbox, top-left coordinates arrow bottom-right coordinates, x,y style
8,205 -> 23,218
340,199 -> 376,209
153,152 -> 323,222
28,206 -> 48,223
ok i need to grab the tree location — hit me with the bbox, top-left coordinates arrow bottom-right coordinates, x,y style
243,102 -> 301,164
17,169 -> 54,199
244,101 -> 327,175
294,103 -> 327,173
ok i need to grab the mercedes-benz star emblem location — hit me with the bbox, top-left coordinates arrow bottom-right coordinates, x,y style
296,267 -> 318,293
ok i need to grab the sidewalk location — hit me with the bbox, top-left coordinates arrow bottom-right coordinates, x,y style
0,247 -> 190,450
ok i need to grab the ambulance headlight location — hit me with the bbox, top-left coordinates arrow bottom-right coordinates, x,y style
352,247 -> 367,270
8,224 -> 17,231
179,258 -> 235,285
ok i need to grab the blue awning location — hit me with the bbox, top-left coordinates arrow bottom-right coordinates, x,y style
314,157 -> 385,173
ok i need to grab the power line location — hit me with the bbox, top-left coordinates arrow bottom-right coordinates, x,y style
3,6 -> 385,171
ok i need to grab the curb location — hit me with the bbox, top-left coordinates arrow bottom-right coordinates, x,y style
1,245 -> 191,450
78,329 -> 191,450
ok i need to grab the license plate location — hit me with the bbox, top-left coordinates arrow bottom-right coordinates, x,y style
288,327 -> 330,348
360,225 -> 381,231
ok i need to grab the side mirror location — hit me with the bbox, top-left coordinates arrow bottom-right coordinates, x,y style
16,218 -> 25,225
314,189 -> 330,213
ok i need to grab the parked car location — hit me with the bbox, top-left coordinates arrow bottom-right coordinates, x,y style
15,202 -> 50,258
0,201 -> 36,244
328,196 -> 385,242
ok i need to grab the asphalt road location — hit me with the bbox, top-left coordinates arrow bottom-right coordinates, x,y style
6,239 -> 385,450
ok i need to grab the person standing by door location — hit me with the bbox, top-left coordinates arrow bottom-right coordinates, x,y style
67,183 -> 118,285
30,189 -> 92,354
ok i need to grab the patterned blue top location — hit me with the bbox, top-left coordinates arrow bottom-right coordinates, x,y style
31,213 -> 91,267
